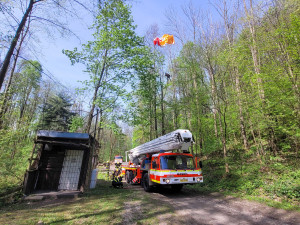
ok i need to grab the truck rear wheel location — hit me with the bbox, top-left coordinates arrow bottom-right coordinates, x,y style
142,173 -> 152,192
171,184 -> 183,192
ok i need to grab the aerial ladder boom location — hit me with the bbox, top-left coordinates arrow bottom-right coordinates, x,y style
128,129 -> 194,162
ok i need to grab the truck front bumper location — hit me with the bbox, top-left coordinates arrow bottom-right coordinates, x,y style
159,176 -> 203,185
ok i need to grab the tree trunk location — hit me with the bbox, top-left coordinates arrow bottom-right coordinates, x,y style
149,101 -> 152,140
27,90 -> 39,125
192,72 -> 203,155
234,69 -> 249,151
207,64 -> 218,138
206,54 -> 229,173
172,87 -> 178,130
109,130 -> 113,161
19,86 -> 32,121
97,110 -> 103,161
0,0 -> 34,89
218,109 -> 229,174
86,100 -> 96,134
85,50 -> 108,133
160,74 -> 165,135
249,121 -> 262,163
276,42 -> 300,119
0,25 -> 29,127
218,0 -> 249,150
243,0 -> 265,102
97,110 -> 103,141
154,88 -> 158,138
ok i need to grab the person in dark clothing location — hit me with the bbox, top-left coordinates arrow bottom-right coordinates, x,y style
112,163 -> 123,188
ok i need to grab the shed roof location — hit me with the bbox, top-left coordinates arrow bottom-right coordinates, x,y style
37,130 -> 90,140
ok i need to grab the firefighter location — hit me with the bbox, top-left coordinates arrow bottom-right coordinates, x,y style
111,163 -> 123,188
105,161 -> 110,180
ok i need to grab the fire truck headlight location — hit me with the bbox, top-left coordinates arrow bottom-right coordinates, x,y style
166,179 -> 170,184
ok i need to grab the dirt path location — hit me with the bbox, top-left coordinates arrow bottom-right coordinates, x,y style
125,184 -> 300,225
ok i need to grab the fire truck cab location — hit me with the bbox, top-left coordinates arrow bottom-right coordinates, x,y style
122,129 -> 203,192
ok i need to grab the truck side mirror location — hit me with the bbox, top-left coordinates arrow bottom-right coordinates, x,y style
199,160 -> 203,169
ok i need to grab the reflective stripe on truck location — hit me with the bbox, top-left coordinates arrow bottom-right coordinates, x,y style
149,169 -> 203,184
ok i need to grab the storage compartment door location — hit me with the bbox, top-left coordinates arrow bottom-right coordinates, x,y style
58,150 -> 84,190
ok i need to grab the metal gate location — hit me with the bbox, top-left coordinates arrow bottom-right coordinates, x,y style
58,150 -> 84,190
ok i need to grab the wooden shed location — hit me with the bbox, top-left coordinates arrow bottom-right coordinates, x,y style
23,130 -> 98,195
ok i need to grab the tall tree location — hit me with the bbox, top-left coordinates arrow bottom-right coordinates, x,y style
39,93 -> 75,131
0,0 -> 94,89
0,0 -> 35,89
64,0 -> 146,134
0,60 -> 42,128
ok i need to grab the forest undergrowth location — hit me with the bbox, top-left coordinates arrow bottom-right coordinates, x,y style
187,150 -> 300,211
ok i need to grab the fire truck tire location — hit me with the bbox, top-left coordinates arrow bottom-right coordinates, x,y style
126,171 -> 133,184
129,171 -> 134,183
125,171 -> 130,183
142,173 -> 152,192
171,184 -> 183,192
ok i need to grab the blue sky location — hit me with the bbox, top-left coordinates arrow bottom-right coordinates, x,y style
37,0 -> 212,90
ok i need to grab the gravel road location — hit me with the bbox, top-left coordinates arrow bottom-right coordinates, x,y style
126,183 -> 300,225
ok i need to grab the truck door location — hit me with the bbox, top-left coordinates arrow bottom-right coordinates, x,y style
150,157 -> 159,182
151,157 -> 158,169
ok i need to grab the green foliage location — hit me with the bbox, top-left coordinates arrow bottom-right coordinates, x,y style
39,93 -> 75,131
187,153 -> 300,210
64,0 -> 148,132
13,60 -> 42,91
132,125 -> 148,147
98,119 -> 132,162
0,60 -> 42,129
69,115 -> 84,132
0,128 -> 33,194
0,60 -> 45,197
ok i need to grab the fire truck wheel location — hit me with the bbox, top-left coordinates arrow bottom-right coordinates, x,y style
142,173 -> 152,192
171,184 -> 183,192
126,171 -> 133,184
129,171 -> 134,183
125,171 -> 130,183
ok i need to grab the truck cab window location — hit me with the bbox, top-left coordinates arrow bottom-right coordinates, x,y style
152,158 -> 157,168
160,155 -> 195,170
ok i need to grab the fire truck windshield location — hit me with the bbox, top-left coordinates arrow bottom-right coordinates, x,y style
160,155 -> 195,170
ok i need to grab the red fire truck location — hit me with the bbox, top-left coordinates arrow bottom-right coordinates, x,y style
122,129 -> 203,192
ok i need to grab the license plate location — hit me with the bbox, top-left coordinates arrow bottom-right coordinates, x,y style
180,178 -> 188,182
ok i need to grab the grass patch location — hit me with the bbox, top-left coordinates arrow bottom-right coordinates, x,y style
0,181 -> 129,224
0,171 -> 174,225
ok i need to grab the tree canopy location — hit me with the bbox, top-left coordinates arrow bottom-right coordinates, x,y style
39,93 -> 75,131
